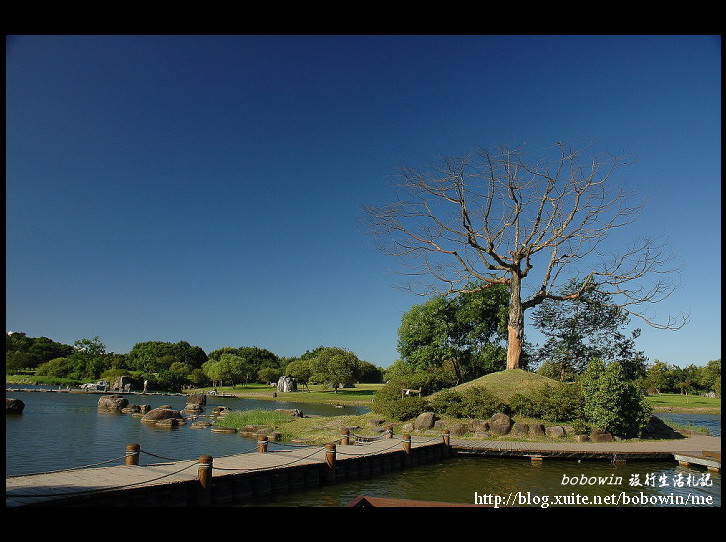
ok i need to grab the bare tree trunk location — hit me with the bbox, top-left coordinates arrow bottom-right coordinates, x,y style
506,273 -> 524,370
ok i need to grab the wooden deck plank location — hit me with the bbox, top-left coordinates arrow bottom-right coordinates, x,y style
7,434 -> 721,507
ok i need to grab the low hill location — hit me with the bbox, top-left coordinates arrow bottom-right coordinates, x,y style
443,369 -> 561,401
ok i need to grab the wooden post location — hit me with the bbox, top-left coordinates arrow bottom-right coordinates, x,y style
325,443 -> 337,482
402,434 -> 412,465
257,435 -> 268,453
125,443 -> 140,466
197,454 -> 213,506
341,429 -> 350,445
442,430 -> 450,457
385,424 -> 394,439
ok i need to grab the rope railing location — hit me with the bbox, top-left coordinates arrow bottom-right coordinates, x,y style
7,432 -> 453,504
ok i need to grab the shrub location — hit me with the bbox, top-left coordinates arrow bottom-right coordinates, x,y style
428,389 -> 464,416
581,359 -> 652,438
508,392 -> 542,418
371,379 -> 429,420
457,386 -> 508,418
506,383 -> 584,423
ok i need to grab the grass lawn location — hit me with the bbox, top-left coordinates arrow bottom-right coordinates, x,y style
645,393 -> 720,414
188,382 -> 382,405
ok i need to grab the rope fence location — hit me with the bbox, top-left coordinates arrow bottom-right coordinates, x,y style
7,431 -> 453,504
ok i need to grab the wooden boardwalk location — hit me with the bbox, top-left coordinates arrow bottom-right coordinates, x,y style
6,433 -> 721,507
5,435 -> 432,507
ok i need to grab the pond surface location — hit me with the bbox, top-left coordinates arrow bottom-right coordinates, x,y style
5,387 -> 720,508
5,386 -> 366,477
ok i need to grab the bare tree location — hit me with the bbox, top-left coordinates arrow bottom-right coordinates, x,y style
366,143 -> 687,370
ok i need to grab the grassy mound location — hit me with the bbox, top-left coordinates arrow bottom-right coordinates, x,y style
444,369 -> 561,401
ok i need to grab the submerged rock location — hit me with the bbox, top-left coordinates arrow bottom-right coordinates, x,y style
6,398 -> 25,414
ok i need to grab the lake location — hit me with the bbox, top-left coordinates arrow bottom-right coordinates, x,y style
5,387 -> 721,507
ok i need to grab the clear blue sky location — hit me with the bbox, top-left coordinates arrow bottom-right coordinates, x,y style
6,35 -> 721,368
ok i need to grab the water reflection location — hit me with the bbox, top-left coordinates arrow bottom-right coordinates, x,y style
5,388 -> 367,476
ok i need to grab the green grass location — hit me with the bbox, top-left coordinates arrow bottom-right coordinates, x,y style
645,393 -> 720,414
190,383 -> 382,405
215,409 -> 294,428
444,369 -> 561,401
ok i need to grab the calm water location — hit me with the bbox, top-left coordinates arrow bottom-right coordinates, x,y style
5,387 -> 367,477
5,388 -> 721,507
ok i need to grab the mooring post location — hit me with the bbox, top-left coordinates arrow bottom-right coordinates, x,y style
402,434 -> 412,465
385,424 -> 394,439
442,430 -> 450,457
197,454 -> 213,506
125,443 -> 140,466
257,435 -> 269,453
341,429 -> 350,445
325,443 -> 337,482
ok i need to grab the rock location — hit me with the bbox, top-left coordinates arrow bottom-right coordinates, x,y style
275,408 -> 304,418
155,418 -> 180,428
590,429 -> 614,442
139,405 -> 151,414
641,415 -> 684,439
529,423 -> 546,437
469,420 -> 490,433
121,405 -> 141,413
414,412 -> 438,430
184,404 -> 203,413
367,417 -> 386,427
98,395 -> 129,410
511,422 -> 530,436
140,407 -> 184,424
575,434 -> 590,442
401,423 -> 414,433
6,398 -> 25,414
449,422 -> 468,436
191,420 -> 212,428
546,425 -> 566,439
489,413 -> 512,435
277,375 -> 297,393
185,394 -> 207,406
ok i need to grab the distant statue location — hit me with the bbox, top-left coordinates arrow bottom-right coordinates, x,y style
276,375 -> 297,393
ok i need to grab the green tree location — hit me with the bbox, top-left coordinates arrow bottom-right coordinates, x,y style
532,279 -> 648,381
397,284 -> 510,385
698,359 -> 721,396
581,359 -> 651,438
309,347 -> 361,392
258,366 -> 282,384
284,358 -> 315,390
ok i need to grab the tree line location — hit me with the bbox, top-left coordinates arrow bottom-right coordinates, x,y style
5,332 -> 384,391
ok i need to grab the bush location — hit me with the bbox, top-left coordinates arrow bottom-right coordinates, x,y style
457,386 -> 508,418
581,359 -> 652,438
428,389 -> 464,416
371,379 -> 429,420
508,392 -> 542,418
506,383 -> 584,423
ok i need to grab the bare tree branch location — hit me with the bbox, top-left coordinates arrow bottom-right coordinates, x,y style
365,143 -> 687,369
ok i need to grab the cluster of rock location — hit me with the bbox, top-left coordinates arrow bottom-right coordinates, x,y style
96,394 -> 210,428
6,398 -> 25,414
404,411 -> 617,442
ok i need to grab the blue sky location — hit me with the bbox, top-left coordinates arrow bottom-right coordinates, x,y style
6,35 -> 721,368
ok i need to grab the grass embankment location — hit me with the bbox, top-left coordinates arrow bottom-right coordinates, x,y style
189,382 -> 382,406
645,393 -> 720,415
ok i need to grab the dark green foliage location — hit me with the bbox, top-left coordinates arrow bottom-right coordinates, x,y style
6,332 -> 74,372
581,359 -> 652,438
532,279 -> 647,381
396,284 -> 510,386
507,383 -> 584,423
371,378 -> 428,420
429,386 -> 507,418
